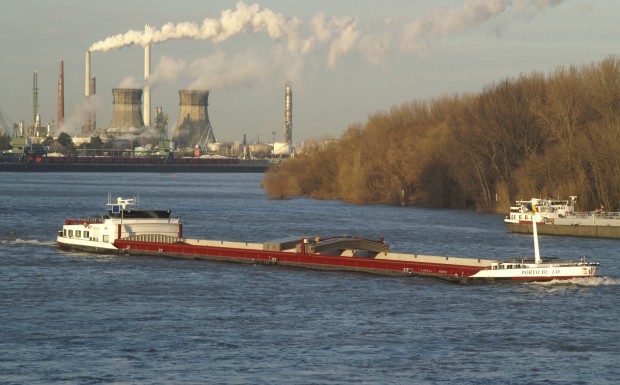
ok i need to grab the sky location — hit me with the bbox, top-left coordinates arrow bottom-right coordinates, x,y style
0,0 -> 617,144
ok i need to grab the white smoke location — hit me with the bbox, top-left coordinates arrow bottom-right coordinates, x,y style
58,95 -> 103,137
512,0 -> 566,17
139,49 -> 293,91
187,49 -> 276,90
400,0 -> 568,55
149,56 -> 187,86
89,2 -> 362,69
309,14 -> 361,69
118,76 -> 142,88
89,0 -> 570,73
89,2 -> 306,54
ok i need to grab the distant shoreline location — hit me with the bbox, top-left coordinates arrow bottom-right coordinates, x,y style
0,162 -> 268,173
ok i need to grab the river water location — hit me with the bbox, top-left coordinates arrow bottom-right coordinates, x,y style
1,172 -> 619,384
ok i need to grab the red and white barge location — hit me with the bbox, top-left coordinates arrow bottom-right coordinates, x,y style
57,197 -> 600,284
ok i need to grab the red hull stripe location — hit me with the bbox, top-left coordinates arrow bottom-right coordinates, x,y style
113,240 -> 485,277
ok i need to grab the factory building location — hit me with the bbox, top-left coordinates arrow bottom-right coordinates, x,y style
21,47 -> 294,158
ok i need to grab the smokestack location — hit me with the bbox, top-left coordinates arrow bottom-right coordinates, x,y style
144,41 -> 151,127
90,77 -> 96,131
85,51 -> 90,97
284,83 -> 292,144
58,60 -> 64,126
33,71 -> 39,129
84,51 -> 91,132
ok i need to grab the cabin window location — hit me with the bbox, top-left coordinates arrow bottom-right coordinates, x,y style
103,235 -> 109,242
63,229 -> 67,237
68,230 -> 73,237
84,231 -> 89,239
76,230 -> 82,238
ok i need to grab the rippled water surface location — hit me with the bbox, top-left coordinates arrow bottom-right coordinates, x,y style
1,173 -> 619,384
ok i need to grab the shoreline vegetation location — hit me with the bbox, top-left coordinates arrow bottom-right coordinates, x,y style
263,56 -> 620,213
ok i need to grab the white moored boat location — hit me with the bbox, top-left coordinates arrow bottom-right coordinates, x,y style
470,199 -> 599,283
57,195 -> 182,253
505,196 -> 620,239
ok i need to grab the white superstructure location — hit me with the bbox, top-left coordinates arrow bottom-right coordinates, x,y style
57,195 -> 181,253
472,199 -> 599,282
505,196 -> 620,227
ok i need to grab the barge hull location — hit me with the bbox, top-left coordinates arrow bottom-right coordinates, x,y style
506,223 -> 620,239
466,275 -> 592,284
57,241 -> 117,254
113,239 -> 488,283
0,162 -> 267,173
57,238 -> 596,284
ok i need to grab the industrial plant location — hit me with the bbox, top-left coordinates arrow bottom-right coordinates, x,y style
1,35 -> 294,166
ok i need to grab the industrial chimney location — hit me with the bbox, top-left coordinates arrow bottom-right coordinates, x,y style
144,41 -> 151,127
172,90 -> 216,148
32,71 -> 39,133
89,77 -> 96,132
58,60 -> 64,126
84,50 -> 96,133
284,83 -> 292,144
108,88 -> 145,134
85,51 -> 90,97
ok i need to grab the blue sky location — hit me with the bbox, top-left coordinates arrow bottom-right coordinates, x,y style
0,0 -> 617,143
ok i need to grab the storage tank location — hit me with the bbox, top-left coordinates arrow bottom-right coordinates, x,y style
273,141 -> 291,156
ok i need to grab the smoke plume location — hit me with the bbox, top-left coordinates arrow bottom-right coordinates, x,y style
90,0 -> 569,71
89,1 -> 363,69
58,95 -> 103,137
89,2 -> 306,54
401,0 -> 567,54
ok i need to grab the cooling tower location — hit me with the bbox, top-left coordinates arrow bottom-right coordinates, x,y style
172,90 -> 216,148
108,88 -> 145,134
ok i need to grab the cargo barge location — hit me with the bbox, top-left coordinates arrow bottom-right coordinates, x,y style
56,196 -> 600,284
0,156 -> 268,172
505,196 -> 620,239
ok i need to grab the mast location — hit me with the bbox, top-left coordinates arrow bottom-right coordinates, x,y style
532,199 -> 541,264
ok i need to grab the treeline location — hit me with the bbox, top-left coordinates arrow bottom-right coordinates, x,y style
263,56 -> 620,212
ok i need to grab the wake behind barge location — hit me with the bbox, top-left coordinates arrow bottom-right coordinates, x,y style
57,196 -> 600,284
